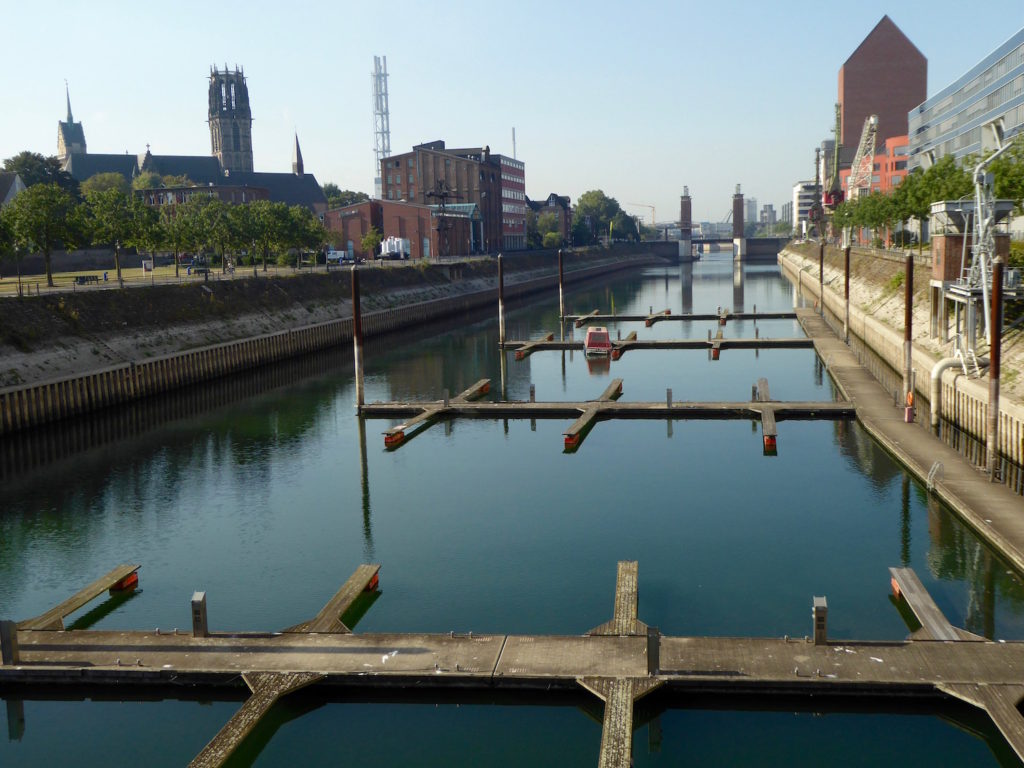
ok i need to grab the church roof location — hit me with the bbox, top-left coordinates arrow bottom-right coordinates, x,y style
64,153 -> 139,182
0,172 -> 25,205
58,121 -> 86,149
228,171 -> 327,210
143,154 -> 222,184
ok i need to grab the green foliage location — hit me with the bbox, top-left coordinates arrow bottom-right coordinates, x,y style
361,226 -> 382,257
81,172 -> 129,196
323,184 -> 369,209
161,174 -> 194,188
573,189 -> 640,244
3,151 -> 78,194
131,171 -> 162,190
991,138 -> 1024,211
542,231 -> 562,249
525,209 -> 541,249
7,182 -> 80,286
886,271 -> 905,293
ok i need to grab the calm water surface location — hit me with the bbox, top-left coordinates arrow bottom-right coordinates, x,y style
2,256 -> 1023,766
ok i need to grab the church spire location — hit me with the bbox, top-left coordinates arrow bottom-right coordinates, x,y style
292,132 -> 304,175
65,80 -> 73,123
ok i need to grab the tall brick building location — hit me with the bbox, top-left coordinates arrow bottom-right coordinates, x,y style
381,140 -> 525,252
839,16 -> 926,147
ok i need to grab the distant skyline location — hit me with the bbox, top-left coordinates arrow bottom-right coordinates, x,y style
2,1 -> 1023,223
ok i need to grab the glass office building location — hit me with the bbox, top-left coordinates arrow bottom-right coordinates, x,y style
908,27 -> 1024,171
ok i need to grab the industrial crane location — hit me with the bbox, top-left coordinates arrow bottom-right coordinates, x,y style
626,203 -> 656,230
823,103 -> 844,211
846,114 -> 878,201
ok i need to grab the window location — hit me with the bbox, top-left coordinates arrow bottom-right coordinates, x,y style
408,173 -> 414,184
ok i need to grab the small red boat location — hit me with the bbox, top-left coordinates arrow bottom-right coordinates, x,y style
583,326 -> 612,357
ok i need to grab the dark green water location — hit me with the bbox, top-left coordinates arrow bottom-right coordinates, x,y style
2,257 -> 1023,766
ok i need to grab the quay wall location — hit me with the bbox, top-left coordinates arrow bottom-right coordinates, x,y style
0,258 -> 651,436
779,248 -> 1024,466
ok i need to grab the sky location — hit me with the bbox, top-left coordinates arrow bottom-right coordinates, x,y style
2,0 -> 1023,223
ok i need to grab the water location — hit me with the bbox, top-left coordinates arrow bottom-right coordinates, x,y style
2,256 -> 1023,766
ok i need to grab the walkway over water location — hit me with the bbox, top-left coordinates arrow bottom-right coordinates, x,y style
4,561 -> 1024,767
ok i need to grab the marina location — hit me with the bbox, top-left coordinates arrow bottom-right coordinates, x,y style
3,260 -> 1024,766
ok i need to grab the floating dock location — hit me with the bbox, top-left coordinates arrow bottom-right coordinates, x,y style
567,309 -> 797,327
362,378 -> 853,452
4,561 -> 1024,768
504,334 -> 813,360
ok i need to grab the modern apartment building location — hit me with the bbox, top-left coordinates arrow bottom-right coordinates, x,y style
792,181 -> 818,234
908,27 -> 1024,171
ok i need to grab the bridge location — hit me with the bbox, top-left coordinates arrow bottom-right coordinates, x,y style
677,184 -> 785,261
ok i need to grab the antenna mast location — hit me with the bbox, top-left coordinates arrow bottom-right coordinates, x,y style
372,55 -> 391,199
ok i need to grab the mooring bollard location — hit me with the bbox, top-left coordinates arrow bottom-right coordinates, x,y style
0,620 -> 19,665
813,596 -> 828,645
191,592 -> 208,638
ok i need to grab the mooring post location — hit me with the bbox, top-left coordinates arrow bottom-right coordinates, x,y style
988,261 -> 1004,481
903,253 -> 913,421
529,384 -> 535,403
191,591 -> 208,638
558,248 -> 565,320
443,388 -> 449,408
647,625 -> 661,675
352,266 -> 364,410
498,254 -> 506,346
844,246 -> 851,344
812,596 -> 828,645
666,388 -> 672,409
818,242 -> 825,316
0,620 -> 19,665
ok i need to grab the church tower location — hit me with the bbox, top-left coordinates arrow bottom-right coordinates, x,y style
57,83 -> 86,163
208,65 -> 253,173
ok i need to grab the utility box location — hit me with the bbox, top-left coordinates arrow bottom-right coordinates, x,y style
812,596 -> 828,645
191,591 -> 208,638
0,621 -> 19,665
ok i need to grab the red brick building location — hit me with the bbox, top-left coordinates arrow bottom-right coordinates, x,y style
526,193 -> 572,245
380,140 -> 524,252
839,16 -> 926,147
323,199 -> 480,260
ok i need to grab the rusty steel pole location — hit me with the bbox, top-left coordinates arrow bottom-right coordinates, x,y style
498,253 -> 506,346
558,248 -> 565,320
844,246 -> 851,343
818,242 -> 825,316
352,266 -> 364,409
903,253 -> 913,412
988,261 -> 1004,481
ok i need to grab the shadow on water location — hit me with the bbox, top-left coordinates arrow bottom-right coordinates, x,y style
3,686 -> 1018,768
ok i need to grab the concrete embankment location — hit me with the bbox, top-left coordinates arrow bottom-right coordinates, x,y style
779,246 -> 1024,468
0,253 -> 660,436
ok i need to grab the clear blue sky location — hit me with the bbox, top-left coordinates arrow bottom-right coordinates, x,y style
2,1 -> 1022,223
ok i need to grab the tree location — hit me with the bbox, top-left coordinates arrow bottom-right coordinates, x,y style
525,209 -> 541,249
361,226 -> 382,258
81,172 -> 129,196
991,138 -> 1024,212
201,198 -> 234,271
85,188 -> 139,287
249,200 -> 292,271
161,174 -> 194,188
322,184 -> 369,209
132,171 -> 162,190
160,206 -> 189,277
542,231 -> 562,249
922,154 -> 973,203
8,183 -> 79,286
574,190 -> 620,242
3,151 -> 78,194
289,205 -> 325,262
0,206 -> 16,280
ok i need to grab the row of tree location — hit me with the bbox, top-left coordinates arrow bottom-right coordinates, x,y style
0,183 -> 326,287
832,141 -> 1024,247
